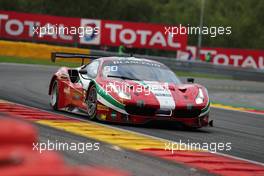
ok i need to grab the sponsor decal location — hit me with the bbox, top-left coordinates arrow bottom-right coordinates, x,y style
97,104 -> 109,111
99,114 -> 107,121
79,19 -> 101,45
154,93 -> 171,97
73,92 -> 81,100
111,111 -> 117,120
112,59 -> 162,68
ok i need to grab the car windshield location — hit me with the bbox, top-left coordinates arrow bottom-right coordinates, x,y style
102,59 -> 181,84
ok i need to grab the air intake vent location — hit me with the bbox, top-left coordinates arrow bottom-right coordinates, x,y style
155,109 -> 172,116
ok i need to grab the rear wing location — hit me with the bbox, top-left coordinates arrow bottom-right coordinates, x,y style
51,52 -> 102,65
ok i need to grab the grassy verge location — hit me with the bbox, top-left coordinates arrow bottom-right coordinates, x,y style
175,71 -> 232,80
0,56 -> 82,67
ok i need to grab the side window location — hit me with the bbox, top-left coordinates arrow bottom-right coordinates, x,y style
87,61 -> 100,78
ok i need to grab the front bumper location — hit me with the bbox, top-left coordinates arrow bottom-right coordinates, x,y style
96,103 -> 210,128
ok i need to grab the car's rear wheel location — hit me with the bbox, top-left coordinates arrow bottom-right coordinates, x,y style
87,85 -> 97,119
50,80 -> 59,110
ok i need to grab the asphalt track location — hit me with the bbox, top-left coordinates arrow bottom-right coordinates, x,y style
0,63 -> 264,175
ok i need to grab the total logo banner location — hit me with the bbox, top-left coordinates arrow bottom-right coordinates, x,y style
100,20 -> 187,50
177,46 -> 264,70
0,11 -> 80,44
0,11 -> 187,51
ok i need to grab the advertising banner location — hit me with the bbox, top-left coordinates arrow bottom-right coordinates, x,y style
177,46 -> 264,70
0,11 -> 80,44
0,11 -> 187,51
101,20 -> 187,50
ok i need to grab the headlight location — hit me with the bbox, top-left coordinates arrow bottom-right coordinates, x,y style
195,88 -> 204,104
108,83 -> 131,100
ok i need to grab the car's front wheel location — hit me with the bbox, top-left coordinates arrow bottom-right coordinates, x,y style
50,80 -> 59,110
86,84 -> 97,119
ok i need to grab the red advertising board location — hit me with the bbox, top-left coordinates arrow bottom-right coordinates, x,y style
200,47 -> 264,69
101,20 -> 187,50
0,11 -> 80,44
177,46 -> 264,70
0,11 -> 187,51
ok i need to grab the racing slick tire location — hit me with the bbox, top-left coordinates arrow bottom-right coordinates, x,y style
50,80 -> 59,110
86,84 -> 97,120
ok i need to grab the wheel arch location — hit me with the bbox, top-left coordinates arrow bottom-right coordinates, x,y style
48,75 -> 58,95
86,80 -> 97,100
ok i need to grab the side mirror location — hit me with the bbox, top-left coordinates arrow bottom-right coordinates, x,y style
79,69 -> 87,74
187,78 -> 194,83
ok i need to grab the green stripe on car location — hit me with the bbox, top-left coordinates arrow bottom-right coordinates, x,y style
94,81 -> 125,110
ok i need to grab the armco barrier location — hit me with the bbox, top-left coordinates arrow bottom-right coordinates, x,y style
0,40 -> 263,81
0,40 -> 89,60
90,50 -> 264,82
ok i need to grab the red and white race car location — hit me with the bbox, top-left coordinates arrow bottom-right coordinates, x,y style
49,53 -> 211,128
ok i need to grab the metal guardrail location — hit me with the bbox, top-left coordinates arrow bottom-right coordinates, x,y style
90,50 -> 264,82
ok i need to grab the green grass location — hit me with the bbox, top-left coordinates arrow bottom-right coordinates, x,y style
0,55 -> 232,80
175,71 -> 232,80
